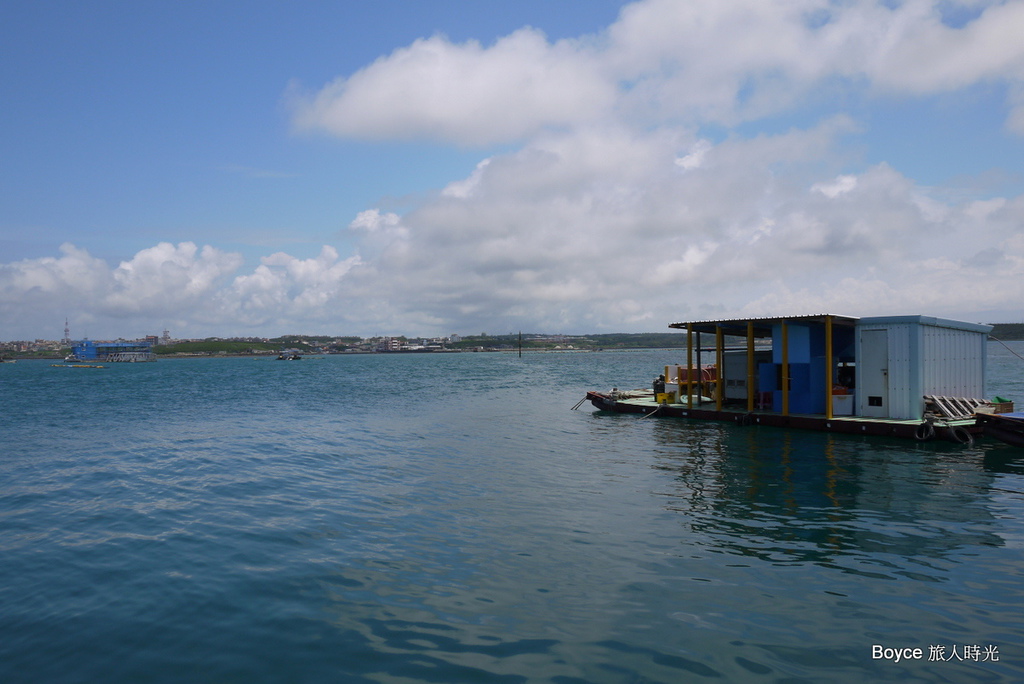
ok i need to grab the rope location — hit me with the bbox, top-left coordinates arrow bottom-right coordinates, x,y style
990,335 -> 1024,363
642,404 -> 664,418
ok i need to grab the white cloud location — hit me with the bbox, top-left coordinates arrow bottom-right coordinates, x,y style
290,28 -> 615,146
292,0 -> 1024,141
104,242 -> 243,315
674,139 -> 713,171
215,246 -> 362,327
0,242 -> 242,335
275,0 -> 1024,333
348,209 -> 401,232
7,0 -> 1024,340
0,244 -> 108,306
869,0 -> 1024,93
812,175 -> 858,198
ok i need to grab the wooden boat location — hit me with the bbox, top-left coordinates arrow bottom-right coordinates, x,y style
975,412 -> 1024,448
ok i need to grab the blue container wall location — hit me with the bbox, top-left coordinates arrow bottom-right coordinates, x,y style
762,323 -> 847,414
71,341 -> 99,360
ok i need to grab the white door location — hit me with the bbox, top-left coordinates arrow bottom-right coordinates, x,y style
859,329 -> 889,418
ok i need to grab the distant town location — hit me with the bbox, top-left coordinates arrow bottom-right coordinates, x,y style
4,322 -> 1023,360
1,329 -> 700,359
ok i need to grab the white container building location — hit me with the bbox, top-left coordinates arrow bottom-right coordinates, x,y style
854,316 -> 991,420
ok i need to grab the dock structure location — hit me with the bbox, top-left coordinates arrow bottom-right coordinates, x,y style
587,314 -> 996,443
68,340 -> 156,363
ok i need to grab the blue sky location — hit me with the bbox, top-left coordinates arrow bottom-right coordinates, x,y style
3,0 -> 1024,340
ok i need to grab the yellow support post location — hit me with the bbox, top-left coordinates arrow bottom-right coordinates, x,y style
747,320 -> 755,413
715,325 -> 724,411
676,364 -> 684,406
781,321 -> 790,417
825,315 -> 834,420
686,324 -> 694,408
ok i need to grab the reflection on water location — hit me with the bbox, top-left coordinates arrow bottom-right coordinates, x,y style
648,420 -> 1005,578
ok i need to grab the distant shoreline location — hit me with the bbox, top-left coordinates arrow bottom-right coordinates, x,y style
6,324 -> 1024,361
5,346 -> 703,362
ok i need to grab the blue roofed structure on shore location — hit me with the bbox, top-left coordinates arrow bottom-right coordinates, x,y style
585,314 -> 1010,446
67,339 -> 156,363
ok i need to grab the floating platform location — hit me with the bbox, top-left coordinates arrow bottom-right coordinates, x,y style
583,313 -> 1004,447
585,391 -> 979,444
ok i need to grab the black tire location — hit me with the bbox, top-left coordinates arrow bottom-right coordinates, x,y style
914,422 -> 935,441
948,425 -> 974,446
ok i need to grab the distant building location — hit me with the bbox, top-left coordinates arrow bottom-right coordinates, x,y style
379,337 -> 402,352
69,340 -> 156,363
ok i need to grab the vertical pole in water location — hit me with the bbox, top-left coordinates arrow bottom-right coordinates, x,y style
747,320 -> 755,413
686,324 -> 694,408
781,321 -> 790,417
519,331 -> 522,358
715,325 -> 724,411
825,316 -> 834,419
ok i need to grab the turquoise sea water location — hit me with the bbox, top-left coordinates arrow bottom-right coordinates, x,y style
2,344 -> 1024,683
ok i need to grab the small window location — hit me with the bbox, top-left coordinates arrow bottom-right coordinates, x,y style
868,396 -> 883,407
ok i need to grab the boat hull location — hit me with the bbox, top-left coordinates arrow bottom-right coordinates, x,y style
975,412 -> 1024,448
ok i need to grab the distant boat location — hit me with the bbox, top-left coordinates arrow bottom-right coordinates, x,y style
276,350 -> 302,361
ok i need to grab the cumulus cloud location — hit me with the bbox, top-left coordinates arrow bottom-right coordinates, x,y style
292,0 -> 1024,141
218,246 -> 362,326
6,0 -> 1024,339
284,0 -> 1024,331
290,28 -> 615,146
0,242 -> 369,338
104,242 -> 243,315
301,122 -> 1024,332
0,242 -> 242,330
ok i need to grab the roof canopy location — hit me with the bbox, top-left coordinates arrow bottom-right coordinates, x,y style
668,314 -> 860,337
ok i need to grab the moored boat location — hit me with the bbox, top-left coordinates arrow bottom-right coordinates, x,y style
975,412 -> 1024,448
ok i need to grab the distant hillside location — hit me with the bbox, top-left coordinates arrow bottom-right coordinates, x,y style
989,323 -> 1024,341
450,333 -> 690,349
574,333 -> 690,349
154,340 -> 280,355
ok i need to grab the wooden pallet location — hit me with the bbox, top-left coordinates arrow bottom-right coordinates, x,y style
925,395 -> 989,420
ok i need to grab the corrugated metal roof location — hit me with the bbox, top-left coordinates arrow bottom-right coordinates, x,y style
668,314 -> 860,335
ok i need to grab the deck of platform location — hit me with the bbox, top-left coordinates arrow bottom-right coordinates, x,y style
587,392 -> 979,443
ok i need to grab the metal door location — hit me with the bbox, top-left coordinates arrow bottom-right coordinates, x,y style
859,329 -> 889,418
